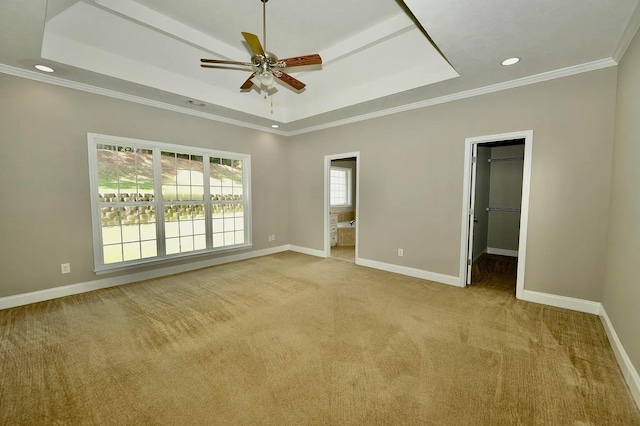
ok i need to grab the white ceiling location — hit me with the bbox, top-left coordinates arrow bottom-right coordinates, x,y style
1,0 -> 639,134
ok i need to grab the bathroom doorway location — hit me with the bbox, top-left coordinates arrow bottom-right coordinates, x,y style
324,152 -> 359,262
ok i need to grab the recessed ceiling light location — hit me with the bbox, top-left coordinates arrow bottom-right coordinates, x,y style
35,65 -> 54,73
271,124 -> 280,129
501,57 -> 520,66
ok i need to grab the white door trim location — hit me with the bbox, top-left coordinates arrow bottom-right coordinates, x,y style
466,144 -> 478,284
324,152 -> 360,259
459,130 -> 533,299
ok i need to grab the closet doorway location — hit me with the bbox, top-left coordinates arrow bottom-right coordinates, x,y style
460,131 -> 533,298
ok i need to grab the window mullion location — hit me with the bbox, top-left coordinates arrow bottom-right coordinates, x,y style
153,148 -> 166,256
243,157 -> 252,246
347,169 -> 352,206
203,156 -> 212,249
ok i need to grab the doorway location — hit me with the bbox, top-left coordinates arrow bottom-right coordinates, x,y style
460,131 -> 533,298
324,152 -> 360,262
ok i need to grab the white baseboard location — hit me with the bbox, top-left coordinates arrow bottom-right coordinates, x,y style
519,289 -> 601,314
518,290 -> 638,409
486,247 -> 519,257
288,246 -> 460,287
599,307 -> 640,408
287,245 -> 327,258
0,245 -> 290,310
356,257 -> 462,287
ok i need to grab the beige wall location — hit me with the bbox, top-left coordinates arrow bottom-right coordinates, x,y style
603,28 -> 640,372
0,66 -> 620,306
487,144 -> 524,251
289,68 -> 617,301
0,74 -> 290,298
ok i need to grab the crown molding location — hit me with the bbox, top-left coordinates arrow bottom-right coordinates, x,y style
286,58 -> 618,136
0,64 -> 285,136
1,58 -> 617,138
613,2 -> 640,63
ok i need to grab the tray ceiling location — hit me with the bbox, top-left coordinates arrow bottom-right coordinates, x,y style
1,0 -> 639,133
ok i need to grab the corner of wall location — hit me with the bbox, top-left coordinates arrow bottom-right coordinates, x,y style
600,306 -> 640,408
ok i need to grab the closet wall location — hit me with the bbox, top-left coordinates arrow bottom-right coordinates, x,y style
472,143 -> 525,260
487,144 -> 525,253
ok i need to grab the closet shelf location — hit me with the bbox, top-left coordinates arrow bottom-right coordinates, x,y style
488,156 -> 524,163
486,207 -> 521,213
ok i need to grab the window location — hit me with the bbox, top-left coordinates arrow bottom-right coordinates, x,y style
330,166 -> 352,207
88,133 -> 251,272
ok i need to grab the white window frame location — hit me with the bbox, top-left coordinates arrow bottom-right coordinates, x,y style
330,166 -> 352,207
88,133 -> 252,273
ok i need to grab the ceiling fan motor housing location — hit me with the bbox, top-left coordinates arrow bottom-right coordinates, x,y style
251,52 -> 279,72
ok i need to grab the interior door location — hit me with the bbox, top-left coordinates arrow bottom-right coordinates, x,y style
466,144 -> 478,285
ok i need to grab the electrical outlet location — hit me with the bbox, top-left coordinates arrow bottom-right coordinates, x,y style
397,248 -> 404,257
268,234 -> 276,241
61,263 -> 71,274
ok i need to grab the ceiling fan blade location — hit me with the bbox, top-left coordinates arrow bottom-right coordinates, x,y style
278,54 -> 323,68
275,71 -> 306,90
201,64 -> 253,72
241,73 -> 256,90
201,58 -> 253,67
241,32 -> 265,56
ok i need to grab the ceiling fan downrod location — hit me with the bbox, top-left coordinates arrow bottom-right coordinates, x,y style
262,0 -> 269,53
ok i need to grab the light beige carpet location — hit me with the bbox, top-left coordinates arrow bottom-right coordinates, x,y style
330,245 -> 355,262
1,251 -> 638,425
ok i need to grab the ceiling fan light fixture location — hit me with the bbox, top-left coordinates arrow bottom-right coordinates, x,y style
259,70 -> 274,86
501,57 -> 521,66
251,70 -> 276,90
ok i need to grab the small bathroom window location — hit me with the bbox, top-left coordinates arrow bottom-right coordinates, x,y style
330,166 -> 352,207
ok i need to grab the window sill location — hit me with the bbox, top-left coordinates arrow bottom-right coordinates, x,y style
94,243 -> 252,275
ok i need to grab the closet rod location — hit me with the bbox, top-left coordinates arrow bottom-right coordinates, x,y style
486,207 -> 521,213
488,156 -> 524,163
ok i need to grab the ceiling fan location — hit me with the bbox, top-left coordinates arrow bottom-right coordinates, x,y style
200,0 -> 323,92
